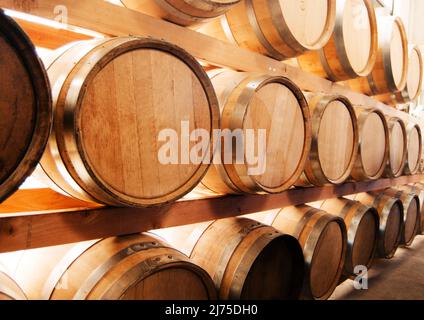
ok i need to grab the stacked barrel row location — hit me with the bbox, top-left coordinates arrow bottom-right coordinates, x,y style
1,8 -> 423,208
2,180 -> 423,300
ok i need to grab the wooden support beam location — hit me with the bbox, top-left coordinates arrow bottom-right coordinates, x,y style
0,175 -> 422,253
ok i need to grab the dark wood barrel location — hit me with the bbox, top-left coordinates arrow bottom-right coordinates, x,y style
188,218 -> 305,300
0,9 -> 52,202
312,198 -> 379,275
348,192 -> 404,259
271,206 -> 347,300
0,233 -> 217,300
399,184 -> 424,234
383,188 -> 420,246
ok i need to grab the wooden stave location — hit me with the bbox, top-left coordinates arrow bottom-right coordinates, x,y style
272,206 -> 347,300
404,123 -> 423,175
0,10 -> 52,203
296,94 -> 359,186
37,37 -> 220,207
348,15 -> 408,96
190,218 -> 305,300
120,0 -> 240,27
374,46 -> 423,105
298,0 -> 378,81
348,192 -> 403,259
0,233 -> 217,300
200,71 -> 312,195
351,108 -> 389,181
314,198 -> 379,275
383,188 -> 420,246
384,117 -> 407,178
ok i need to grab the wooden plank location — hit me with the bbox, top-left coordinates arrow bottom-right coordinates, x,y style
0,0 -> 422,127
13,17 -> 93,49
0,175 -> 422,253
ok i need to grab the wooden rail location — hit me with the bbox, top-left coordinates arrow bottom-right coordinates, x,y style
0,175 -> 422,253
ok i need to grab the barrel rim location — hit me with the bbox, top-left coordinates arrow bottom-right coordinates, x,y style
351,108 -> 390,181
304,94 -> 359,186
384,117 -> 407,178
0,9 -> 52,203
405,46 -> 424,101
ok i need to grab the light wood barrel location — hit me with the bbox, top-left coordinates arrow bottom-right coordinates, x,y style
399,184 -> 424,234
198,70 -> 311,195
296,94 -> 358,186
198,0 -> 336,59
0,267 -> 27,300
34,37 -> 219,207
404,123 -> 422,175
348,192 -> 403,259
298,0 -> 378,81
384,117 -> 407,178
383,188 -> 420,246
0,233 -> 217,300
312,198 -> 379,275
351,108 -> 389,180
349,15 -> 408,95
119,0 -> 240,26
189,218 -> 305,300
272,206 -> 347,300
375,47 -> 423,104
0,10 -> 52,203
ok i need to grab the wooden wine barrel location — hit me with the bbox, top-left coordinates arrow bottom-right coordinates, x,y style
198,0 -> 336,59
34,37 -> 219,207
399,184 -> 424,234
0,10 -> 52,203
383,188 -> 420,246
186,218 -> 305,300
375,47 -> 423,104
0,267 -> 27,300
404,123 -> 422,175
271,206 -> 347,300
348,192 -> 403,259
119,0 -> 240,26
198,70 -> 311,195
384,117 -> 407,178
351,108 -> 389,181
0,233 -> 217,300
312,198 -> 379,275
295,94 -> 358,186
298,0 -> 378,81
349,15 -> 408,95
